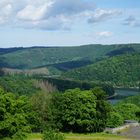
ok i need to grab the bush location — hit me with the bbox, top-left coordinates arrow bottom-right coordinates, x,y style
106,112 -> 124,128
50,88 -> 111,133
12,131 -> 28,140
0,87 -> 33,140
114,103 -> 140,121
43,129 -> 64,140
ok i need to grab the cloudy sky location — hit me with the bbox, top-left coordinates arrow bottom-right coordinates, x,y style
0,0 -> 140,48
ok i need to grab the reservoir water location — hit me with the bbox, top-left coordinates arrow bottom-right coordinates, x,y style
109,88 -> 140,104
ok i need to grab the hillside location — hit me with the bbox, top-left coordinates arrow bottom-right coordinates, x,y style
62,53 -> 140,88
120,94 -> 140,107
2,66 -> 62,76
40,77 -> 114,96
0,44 -> 139,70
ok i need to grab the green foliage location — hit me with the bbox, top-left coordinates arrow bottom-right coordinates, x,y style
50,88 -> 111,133
0,47 -> 24,55
106,47 -> 135,57
0,44 -> 108,69
120,94 -> 140,107
114,103 -> 140,121
0,68 -> 4,76
0,87 -> 33,139
0,75 -> 40,96
42,77 -> 114,96
1,44 -> 140,70
49,60 -> 92,71
43,129 -> 64,140
63,53 -> 140,88
117,95 -> 140,121
106,101 -> 140,128
30,92 -> 52,131
106,112 -> 124,128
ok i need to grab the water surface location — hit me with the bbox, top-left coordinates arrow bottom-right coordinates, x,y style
109,88 -> 139,104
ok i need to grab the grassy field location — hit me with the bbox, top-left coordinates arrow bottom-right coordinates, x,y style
26,133 -> 135,140
26,133 -> 42,140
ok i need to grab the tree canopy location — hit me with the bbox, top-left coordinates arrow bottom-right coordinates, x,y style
0,87 -> 34,140
50,88 -> 111,133
63,53 -> 140,88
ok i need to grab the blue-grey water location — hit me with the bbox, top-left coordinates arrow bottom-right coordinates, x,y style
109,88 -> 139,104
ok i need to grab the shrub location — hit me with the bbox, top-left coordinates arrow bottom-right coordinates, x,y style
0,87 -> 33,140
114,103 -> 140,120
106,112 -> 124,128
50,88 -> 111,133
43,129 -> 64,140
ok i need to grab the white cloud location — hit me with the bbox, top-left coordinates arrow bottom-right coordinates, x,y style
46,0 -> 95,17
16,0 -> 93,29
0,4 -> 12,24
96,31 -> 113,38
88,9 -> 122,23
21,15 -> 71,30
0,0 -> 123,30
17,4 -> 49,21
123,15 -> 140,27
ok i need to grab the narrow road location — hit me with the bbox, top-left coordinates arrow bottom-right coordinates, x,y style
66,136 -> 133,140
106,93 -> 118,99
120,126 -> 140,140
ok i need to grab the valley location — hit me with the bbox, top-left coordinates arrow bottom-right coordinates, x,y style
0,44 -> 140,140
0,0 -> 140,139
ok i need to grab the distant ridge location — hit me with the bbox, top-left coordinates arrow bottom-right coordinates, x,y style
0,43 -> 140,72
63,53 -> 140,88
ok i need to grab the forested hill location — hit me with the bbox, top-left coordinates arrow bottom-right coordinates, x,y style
0,44 -> 140,69
62,53 -> 140,88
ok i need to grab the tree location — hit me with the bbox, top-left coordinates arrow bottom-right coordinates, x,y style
43,129 -> 64,140
0,87 -> 33,139
50,88 -> 111,133
106,112 -> 124,128
91,87 -> 112,131
0,68 -> 4,76
0,75 -> 40,96
31,92 -> 52,131
114,103 -> 140,121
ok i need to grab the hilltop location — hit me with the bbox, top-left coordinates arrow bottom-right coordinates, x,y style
62,53 -> 140,88
0,44 -> 139,70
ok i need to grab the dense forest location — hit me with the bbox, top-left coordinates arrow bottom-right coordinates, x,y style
120,94 -> 140,107
0,75 -> 114,96
41,77 -> 115,96
0,44 -> 140,89
0,44 -> 140,69
0,75 -> 40,96
1,44 -> 140,140
1,74 -> 140,140
63,53 -> 140,88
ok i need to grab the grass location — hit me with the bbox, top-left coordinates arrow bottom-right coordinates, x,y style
65,133 -> 135,140
26,133 -> 42,140
26,133 -> 135,140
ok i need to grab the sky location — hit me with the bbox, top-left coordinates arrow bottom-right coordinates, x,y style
0,0 -> 140,48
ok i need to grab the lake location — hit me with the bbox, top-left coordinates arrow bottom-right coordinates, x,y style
109,88 -> 140,104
